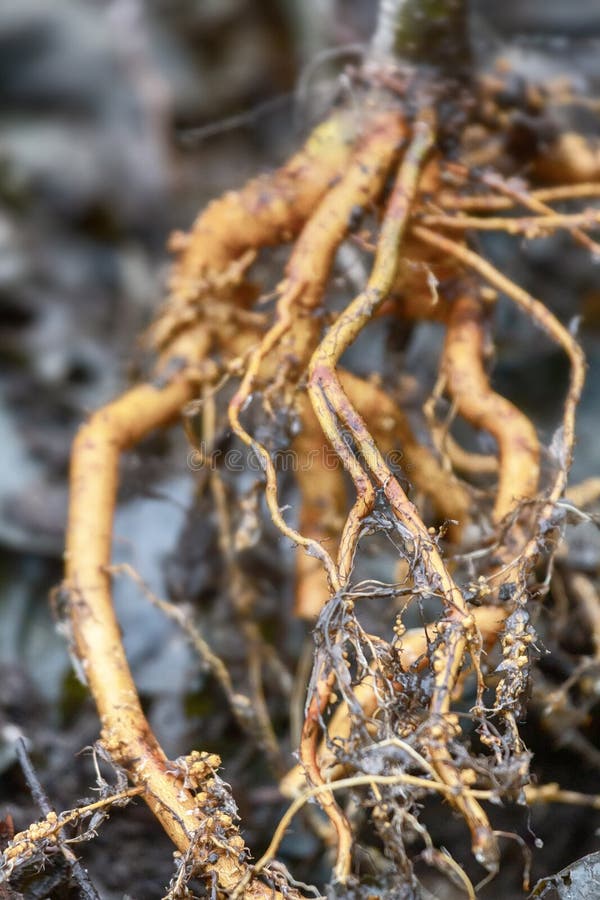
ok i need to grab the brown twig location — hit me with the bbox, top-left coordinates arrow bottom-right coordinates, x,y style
14,738 -> 101,899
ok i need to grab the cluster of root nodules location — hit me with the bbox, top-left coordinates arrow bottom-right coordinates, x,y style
5,63 -> 600,899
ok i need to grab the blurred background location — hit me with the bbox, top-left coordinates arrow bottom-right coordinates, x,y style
1,2 -> 600,897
